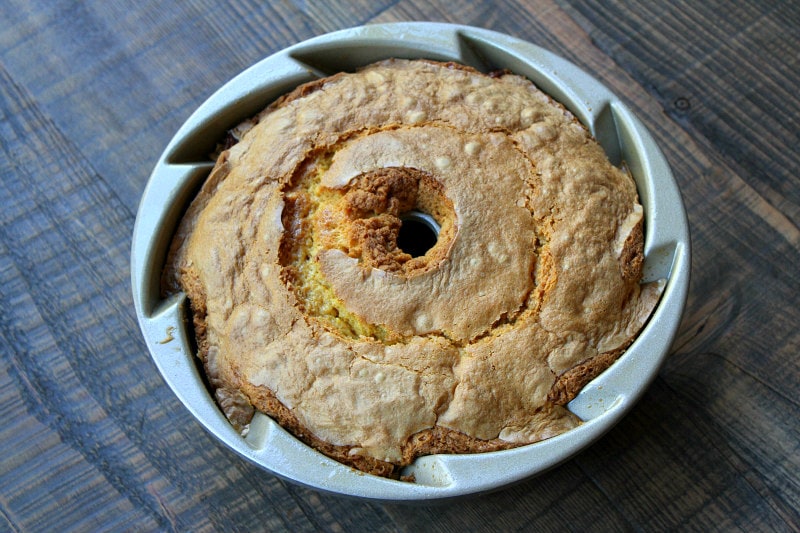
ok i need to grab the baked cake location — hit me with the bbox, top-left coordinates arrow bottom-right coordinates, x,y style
163,59 -> 663,478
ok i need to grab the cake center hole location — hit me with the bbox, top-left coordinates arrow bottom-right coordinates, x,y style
398,211 -> 440,258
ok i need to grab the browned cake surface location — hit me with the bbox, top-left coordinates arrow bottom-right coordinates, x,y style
163,59 -> 663,478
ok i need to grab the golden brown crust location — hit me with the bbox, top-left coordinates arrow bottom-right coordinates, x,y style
164,59 -> 663,478
547,348 -> 627,405
161,154 -> 232,296
241,382 -> 399,477
620,215 -> 645,282
240,379 -> 525,478
270,73 -> 347,109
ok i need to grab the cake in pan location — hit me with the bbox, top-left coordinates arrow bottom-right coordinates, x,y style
163,59 -> 663,478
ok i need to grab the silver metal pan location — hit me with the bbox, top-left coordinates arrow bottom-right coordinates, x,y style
131,22 -> 690,501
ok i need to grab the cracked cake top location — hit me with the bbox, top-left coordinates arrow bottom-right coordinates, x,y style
163,59 -> 662,477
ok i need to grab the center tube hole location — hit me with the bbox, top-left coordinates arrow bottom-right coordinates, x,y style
398,210 -> 440,258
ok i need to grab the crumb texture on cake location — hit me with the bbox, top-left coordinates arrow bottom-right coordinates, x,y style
164,59 -> 663,477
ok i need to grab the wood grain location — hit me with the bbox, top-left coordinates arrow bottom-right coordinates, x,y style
1,0 -> 799,531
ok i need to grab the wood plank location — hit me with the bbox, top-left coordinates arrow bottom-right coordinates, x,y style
560,0 -> 800,227
576,373 -> 799,531
0,63 -> 204,532
380,462 -> 635,531
0,0 -> 316,212
0,61 -> 330,532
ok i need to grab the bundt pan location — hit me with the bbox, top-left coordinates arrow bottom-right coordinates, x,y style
131,22 -> 690,501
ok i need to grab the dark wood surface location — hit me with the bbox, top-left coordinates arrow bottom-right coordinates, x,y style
2,1 -> 798,531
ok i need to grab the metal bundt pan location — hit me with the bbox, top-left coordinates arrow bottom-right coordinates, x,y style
132,22 -> 690,501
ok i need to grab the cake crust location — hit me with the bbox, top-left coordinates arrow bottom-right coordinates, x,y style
164,59 -> 662,477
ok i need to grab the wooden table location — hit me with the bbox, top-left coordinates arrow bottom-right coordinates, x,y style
2,1 -> 798,531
